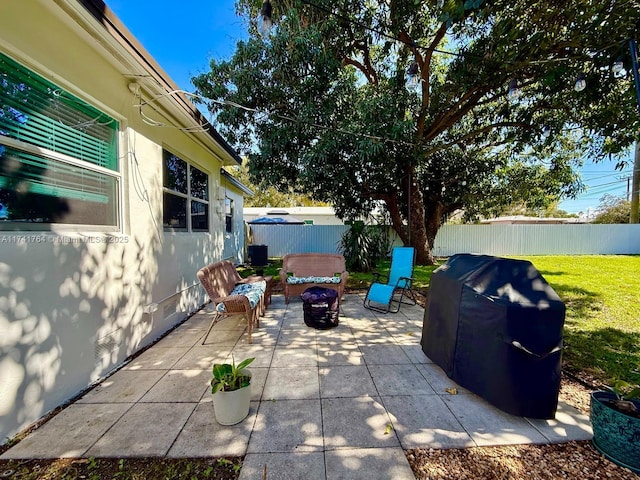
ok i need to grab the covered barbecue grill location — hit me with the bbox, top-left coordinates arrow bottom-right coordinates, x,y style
421,254 -> 565,419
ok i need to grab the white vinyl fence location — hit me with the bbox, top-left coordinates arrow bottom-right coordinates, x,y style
249,225 -> 350,257
248,223 -> 640,258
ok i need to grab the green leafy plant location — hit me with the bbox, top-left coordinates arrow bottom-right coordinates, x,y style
216,458 -> 242,473
339,222 -> 388,272
608,380 -> 640,401
606,380 -> 640,416
211,357 -> 255,393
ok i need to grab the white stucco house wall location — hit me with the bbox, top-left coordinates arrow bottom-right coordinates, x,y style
0,0 -> 250,443
222,169 -> 253,263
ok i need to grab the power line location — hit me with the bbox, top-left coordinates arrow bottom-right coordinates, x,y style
580,172 -> 631,182
135,88 -> 418,147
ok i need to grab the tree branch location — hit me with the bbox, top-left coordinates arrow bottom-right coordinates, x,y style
425,87 -> 490,141
342,57 -> 377,84
338,22 -> 378,85
421,121 -> 533,157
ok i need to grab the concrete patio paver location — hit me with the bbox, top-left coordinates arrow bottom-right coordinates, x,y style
247,399 -> 324,453
167,402 -> 258,457
0,293 -> 593,479
85,402 -> 196,457
444,393 -> 551,446
417,362 -> 471,394
171,345 -> 230,370
359,343 -> 412,364
319,365 -> 378,398
382,394 -> 475,449
239,452 -> 326,480
75,369 -> 166,404
369,363 -> 437,396
263,366 -> 320,400
324,447 -> 416,480
526,401 -> 593,443
400,344 -> 433,364
321,395 -> 399,450
139,369 -> 210,403
317,342 -> 364,366
0,403 -> 132,459
123,345 -> 191,371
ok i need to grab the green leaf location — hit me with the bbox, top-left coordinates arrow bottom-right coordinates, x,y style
212,363 -> 232,380
211,381 -> 224,394
236,357 -> 256,371
627,388 -> 640,400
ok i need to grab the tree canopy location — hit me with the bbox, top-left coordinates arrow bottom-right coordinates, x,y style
592,194 -> 632,224
225,160 -> 328,207
194,0 -> 640,264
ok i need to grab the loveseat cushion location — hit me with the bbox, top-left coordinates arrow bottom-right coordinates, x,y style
286,276 -> 341,285
216,280 -> 267,313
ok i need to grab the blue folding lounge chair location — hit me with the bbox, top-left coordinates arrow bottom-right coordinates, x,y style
363,246 -> 417,313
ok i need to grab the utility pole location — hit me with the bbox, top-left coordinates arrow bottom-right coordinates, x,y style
631,142 -> 640,223
626,175 -> 631,201
629,40 -> 640,223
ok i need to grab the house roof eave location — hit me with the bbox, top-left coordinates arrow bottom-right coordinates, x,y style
71,0 -> 241,166
221,169 -> 254,196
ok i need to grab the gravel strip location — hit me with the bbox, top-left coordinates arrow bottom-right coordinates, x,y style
405,376 -> 639,479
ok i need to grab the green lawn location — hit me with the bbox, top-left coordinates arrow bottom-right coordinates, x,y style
241,255 -> 640,387
516,255 -> 640,387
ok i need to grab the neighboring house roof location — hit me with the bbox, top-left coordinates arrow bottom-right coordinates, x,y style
78,0 -> 241,165
244,207 -> 337,216
221,169 -> 253,196
247,212 -> 306,224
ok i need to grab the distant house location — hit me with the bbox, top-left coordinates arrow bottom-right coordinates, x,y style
244,207 -> 347,225
0,0 -> 250,443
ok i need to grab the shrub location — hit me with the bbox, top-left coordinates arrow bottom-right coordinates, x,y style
339,222 -> 388,272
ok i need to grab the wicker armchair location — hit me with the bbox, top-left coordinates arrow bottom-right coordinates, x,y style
197,260 -> 270,343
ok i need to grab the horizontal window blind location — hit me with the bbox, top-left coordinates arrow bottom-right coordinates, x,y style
0,144 -> 112,203
0,52 -> 118,170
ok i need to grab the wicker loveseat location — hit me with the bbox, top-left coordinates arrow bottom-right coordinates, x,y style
197,260 -> 270,344
280,253 -> 349,304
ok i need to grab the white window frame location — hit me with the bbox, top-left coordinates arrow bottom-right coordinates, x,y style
162,149 -> 210,233
0,52 -> 121,232
0,136 -> 122,232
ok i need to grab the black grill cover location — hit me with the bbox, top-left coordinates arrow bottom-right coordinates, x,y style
301,287 -> 339,329
421,254 -> 565,419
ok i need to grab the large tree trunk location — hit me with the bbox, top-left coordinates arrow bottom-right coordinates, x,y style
409,187 -> 436,265
385,186 -> 438,266
423,201 -> 444,265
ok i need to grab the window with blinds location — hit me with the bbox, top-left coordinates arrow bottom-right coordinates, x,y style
0,52 -> 119,229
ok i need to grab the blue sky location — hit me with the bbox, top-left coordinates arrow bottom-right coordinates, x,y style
108,0 -> 247,91
107,0 -> 633,215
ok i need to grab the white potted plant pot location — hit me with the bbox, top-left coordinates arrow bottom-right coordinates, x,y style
212,378 -> 252,425
210,357 -> 254,426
